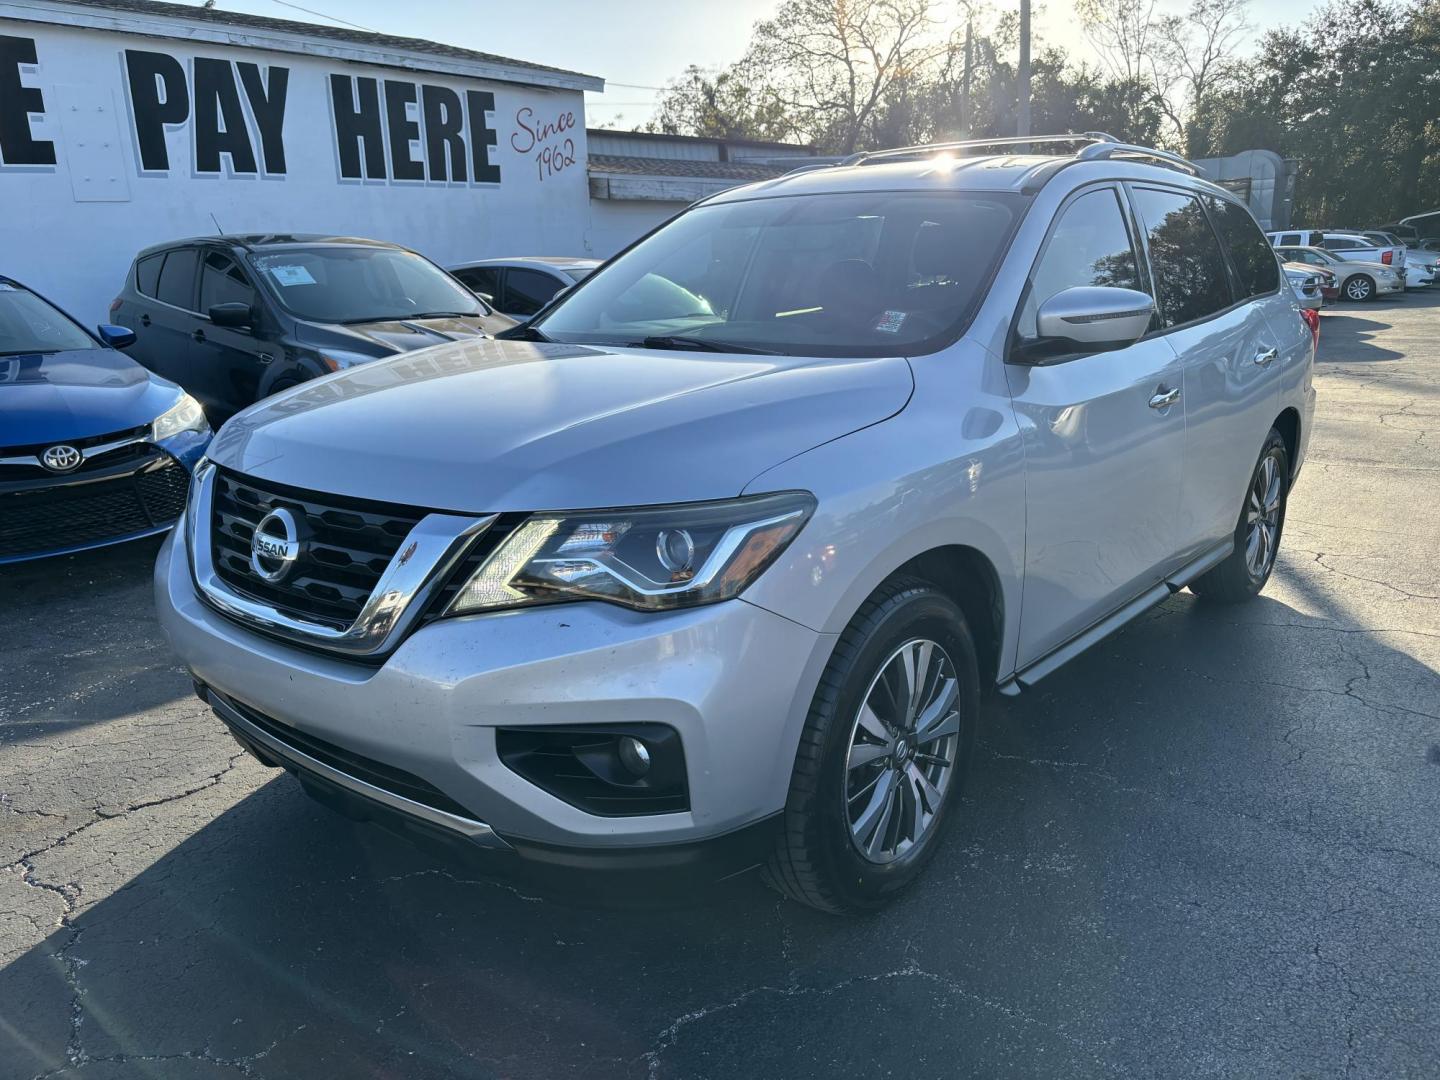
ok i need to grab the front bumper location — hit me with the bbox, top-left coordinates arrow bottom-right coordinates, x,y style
155,525 -> 834,856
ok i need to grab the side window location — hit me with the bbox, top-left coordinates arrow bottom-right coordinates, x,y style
1324,237 -> 1358,250
199,251 -> 256,312
155,248 -> 200,310
505,268 -> 563,317
1019,187 -> 1142,338
1278,233 -> 1299,246
135,254 -> 163,297
1131,188 -> 1234,328
1206,196 -> 1280,297
455,266 -> 500,299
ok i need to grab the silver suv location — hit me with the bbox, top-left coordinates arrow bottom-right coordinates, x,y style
157,135 -> 1315,913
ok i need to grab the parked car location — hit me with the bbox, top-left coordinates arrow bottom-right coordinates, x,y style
1283,264 -> 1326,309
1335,231 -> 1437,288
1267,233 -> 1399,300
0,275 -> 209,564
1274,245 -> 1404,302
449,257 -> 600,321
112,235 -> 517,421
157,136 -> 1315,913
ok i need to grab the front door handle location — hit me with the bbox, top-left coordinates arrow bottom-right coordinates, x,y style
192,329 -> 206,343
1149,386 -> 1181,410
139,314 -> 151,327
1254,347 -> 1278,366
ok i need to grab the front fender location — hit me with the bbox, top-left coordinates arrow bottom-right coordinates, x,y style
740,351 -> 1027,683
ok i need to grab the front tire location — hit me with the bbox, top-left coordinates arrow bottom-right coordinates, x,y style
1190,429 -> 1290,603
763,579 -> 979,914
1343,274 -> 1376,302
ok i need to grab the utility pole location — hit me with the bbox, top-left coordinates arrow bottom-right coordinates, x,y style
1017,0 -> 1031,137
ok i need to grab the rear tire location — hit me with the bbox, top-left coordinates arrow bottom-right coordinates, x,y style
1190,429 -> 1290,603
1343,274 -> 1375,302
763,578 -> 979,914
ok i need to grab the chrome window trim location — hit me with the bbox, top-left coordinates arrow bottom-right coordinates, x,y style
187,462 -> 494,657
0,432 -> 151,469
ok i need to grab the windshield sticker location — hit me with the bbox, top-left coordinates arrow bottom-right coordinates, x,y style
266,265 -> 317,287
875,310 -> 907,333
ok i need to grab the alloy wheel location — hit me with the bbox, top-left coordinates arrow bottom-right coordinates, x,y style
843,638 -> 961,864
1345,277 -> 1372,301
1245,453 -> 1283,579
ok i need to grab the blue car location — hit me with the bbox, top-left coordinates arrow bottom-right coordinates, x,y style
0,276 -> 211,564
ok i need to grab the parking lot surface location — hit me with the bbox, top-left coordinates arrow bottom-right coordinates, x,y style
3,293 -> 1439,1079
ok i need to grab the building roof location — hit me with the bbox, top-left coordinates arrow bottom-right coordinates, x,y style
587,154 -> 796,183
4,0 -> 603,91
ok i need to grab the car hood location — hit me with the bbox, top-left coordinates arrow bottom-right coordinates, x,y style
207,338 -> 913,512
0,348 -> 183,447
301,313 -> 517,356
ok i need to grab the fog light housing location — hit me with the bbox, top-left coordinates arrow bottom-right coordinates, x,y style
618,736 -> 652,776
496,724 -> 687,816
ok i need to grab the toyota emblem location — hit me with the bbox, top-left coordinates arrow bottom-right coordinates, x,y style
250,507 -> 302,583
41,444 -> 83,473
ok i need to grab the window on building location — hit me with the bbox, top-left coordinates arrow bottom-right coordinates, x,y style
1131,188 -> 1234,327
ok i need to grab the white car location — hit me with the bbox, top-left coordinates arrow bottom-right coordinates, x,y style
448,257 -> 599,320
1267,230 -> 1407,293
1274,245 -> 1404,302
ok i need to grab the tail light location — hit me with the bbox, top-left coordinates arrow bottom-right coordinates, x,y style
108,298 -> 122,315
1300,307 -> 1320,350
1381,250 -> 1394,265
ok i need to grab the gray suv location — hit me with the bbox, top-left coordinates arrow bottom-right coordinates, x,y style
156,134 -> 1315,913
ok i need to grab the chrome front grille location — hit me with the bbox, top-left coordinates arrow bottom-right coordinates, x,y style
211,469 -> 425,628
190,464 -> 493,658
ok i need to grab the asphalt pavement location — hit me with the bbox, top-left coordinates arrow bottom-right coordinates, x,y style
3,292 -> 1438,1079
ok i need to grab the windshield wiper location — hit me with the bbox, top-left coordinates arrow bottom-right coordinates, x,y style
405,311 -> 480,320
497,324 -> 552,342
636,335 -> 776,355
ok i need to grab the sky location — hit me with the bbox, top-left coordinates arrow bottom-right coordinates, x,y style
189,0 -> 1325,129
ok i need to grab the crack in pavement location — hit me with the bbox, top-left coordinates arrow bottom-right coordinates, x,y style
28,1022 -> 309,1080
638,959 -> 1124,1079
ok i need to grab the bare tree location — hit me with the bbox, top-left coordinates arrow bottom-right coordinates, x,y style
745,0 -> 950,153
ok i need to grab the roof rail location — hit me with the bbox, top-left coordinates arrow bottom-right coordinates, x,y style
843,132 -> 1118,166
837,132 -> 1200,177
1075,141 -> 1199,176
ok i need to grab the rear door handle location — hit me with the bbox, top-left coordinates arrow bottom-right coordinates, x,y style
1149,386 -> 1181,410
1254,347 -> 1278,366
192,329 -> 206,343
139,314 -> 151,327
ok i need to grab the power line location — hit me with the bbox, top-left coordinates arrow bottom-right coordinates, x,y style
264,0 -> 379,32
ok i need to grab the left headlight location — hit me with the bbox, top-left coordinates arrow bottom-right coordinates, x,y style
446,492 -> 816,616
151,393 -> 209,441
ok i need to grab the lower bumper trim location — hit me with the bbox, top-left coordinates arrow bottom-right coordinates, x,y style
206,687 -> 511,850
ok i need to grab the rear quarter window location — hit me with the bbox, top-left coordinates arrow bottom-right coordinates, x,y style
1205,196 -> 1280,297
135,254 -> 163,297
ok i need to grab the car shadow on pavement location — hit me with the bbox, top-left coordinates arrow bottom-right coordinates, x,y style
5,581 -> 1439,1079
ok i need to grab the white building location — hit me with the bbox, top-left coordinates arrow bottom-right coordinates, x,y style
0,0 -> 601,322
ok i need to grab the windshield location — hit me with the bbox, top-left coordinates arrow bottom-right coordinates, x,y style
247,247 -> 484,323
535,191 -> 1022,357
0,284 -> 98,356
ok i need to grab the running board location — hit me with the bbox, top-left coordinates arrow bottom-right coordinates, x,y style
996,539 -> 1233,696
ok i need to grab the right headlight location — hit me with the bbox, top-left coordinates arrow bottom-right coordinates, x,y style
446,492 -> 815,615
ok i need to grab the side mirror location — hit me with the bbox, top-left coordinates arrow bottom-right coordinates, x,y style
96,324 -> 136,349
476,292 -> 496,306
208,302 -> 252,329
1020,286 -> 1154,363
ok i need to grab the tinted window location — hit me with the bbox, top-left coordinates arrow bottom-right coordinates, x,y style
506,269 -> 563,317
535,191 -> 1021,357
1324,237 -> 1361,250
454,266 -> 500,298
135,254 -> 163,297
199,252 -> 256,312
1277,234 -> 1300,246
1206,196 -> 1279,297
1019,187 -> 1141,338
156,248 -> 200,310
1131,188 -> 1233,327
246,247 -> 482,323
0,285 -> 98,355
